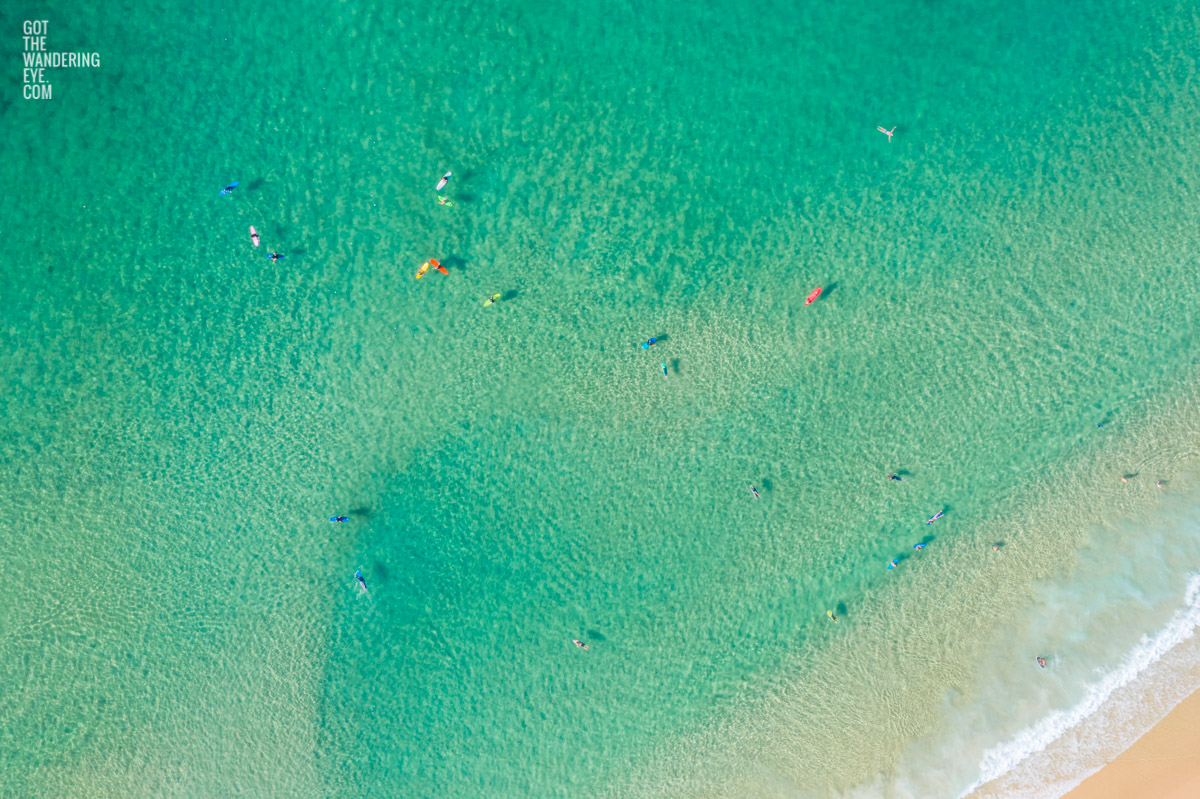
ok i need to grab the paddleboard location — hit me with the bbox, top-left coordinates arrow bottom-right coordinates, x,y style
436,171 -> 452,191
805,287 -> 822,305
249,226 -> 260,247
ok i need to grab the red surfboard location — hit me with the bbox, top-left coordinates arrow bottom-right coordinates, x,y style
432,258 -> 448,275
805,287 -> 822,305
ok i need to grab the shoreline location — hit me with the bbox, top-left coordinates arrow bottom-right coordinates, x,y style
1063,686 -> 1200,799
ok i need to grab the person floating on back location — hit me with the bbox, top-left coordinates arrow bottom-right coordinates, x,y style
330,515 -> 350,523
266,252 -> 285,262
877,126 -> 895,142
572,639 -> 589,651
220,181 -> 239,196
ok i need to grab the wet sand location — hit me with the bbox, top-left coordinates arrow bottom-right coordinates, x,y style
1065,687 -> 1200,799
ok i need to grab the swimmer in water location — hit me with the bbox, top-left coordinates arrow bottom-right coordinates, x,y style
330,516 -> 350,523
926,510 -> 944,525
750,484 -> 760,499
888,559 -> 899,570
220,181 -> 239,196
641,338 -> 657,350
1157,481 -> 1165,490
1037,656 -> 1047,669
827,610 -> 838,623
266,252 -> 285,262
572,639 -> 589,651
889,474 -> 903,482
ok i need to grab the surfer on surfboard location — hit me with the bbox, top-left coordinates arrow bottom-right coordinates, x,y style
926,510 -> 944,525
416,259 -> 446,279
750,484 -> 760,499
484,294 -> 501,306
436,171 -> 452,191
249,226 -> 260,247
266,252 -> 285,262
220,181 -> 238,196
806,287 -> 822,305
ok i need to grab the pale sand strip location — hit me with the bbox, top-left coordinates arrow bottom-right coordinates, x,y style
1064,687 -> 1200,799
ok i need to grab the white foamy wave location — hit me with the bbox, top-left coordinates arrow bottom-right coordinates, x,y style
962,571 -> 1200,796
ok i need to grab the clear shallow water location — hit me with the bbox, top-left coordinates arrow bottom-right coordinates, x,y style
2,0 -> 1200,796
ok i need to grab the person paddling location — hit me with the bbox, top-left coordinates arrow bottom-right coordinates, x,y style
266,252 -> 285,262
573,639 -> 589,651
750,484 -> 760,499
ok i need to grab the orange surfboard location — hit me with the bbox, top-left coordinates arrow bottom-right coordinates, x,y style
805,287 -> 822,305
433,258 -> 448,275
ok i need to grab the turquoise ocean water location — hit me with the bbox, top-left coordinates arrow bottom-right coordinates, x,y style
4,0 -> 1200,796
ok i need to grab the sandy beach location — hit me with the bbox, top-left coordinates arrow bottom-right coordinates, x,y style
1065,687 -> 1200,799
